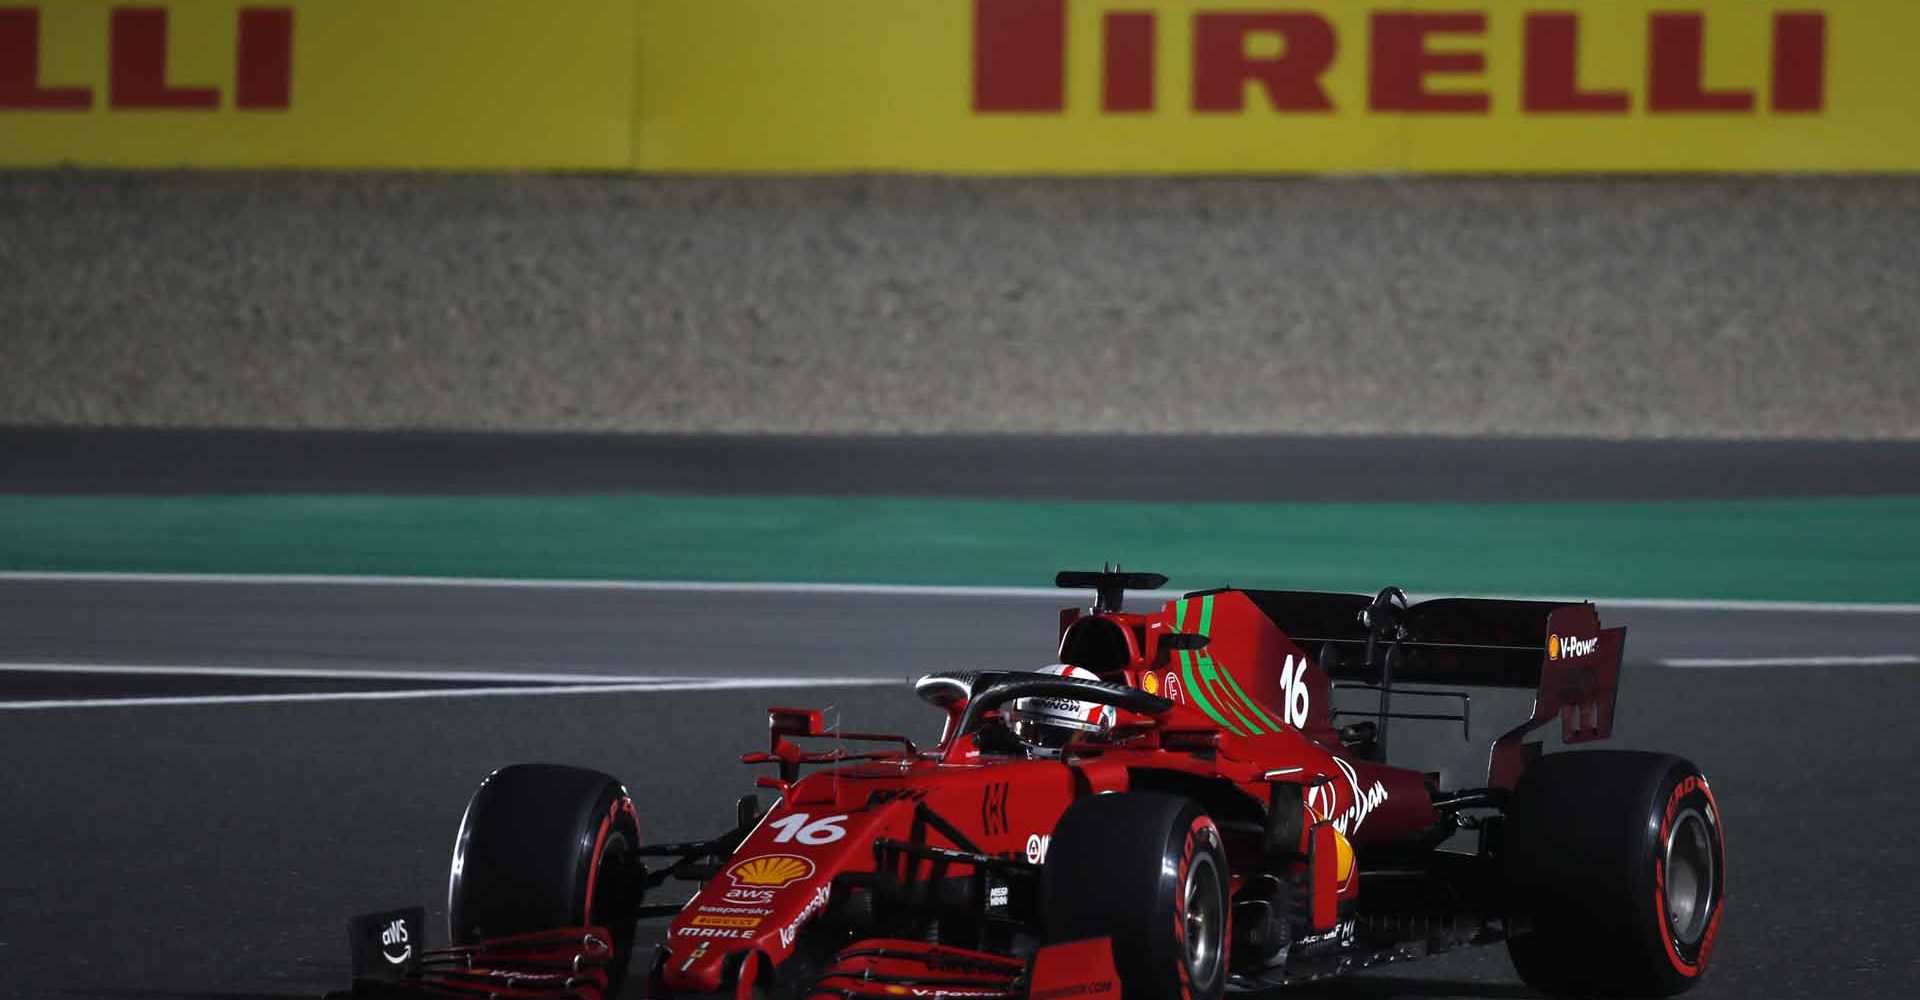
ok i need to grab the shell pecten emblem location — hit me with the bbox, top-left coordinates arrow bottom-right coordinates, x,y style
1333,828 -> 1356,888
726,854 -> 815,889
1304,801 -> 1357,887
1548,634 -> 1562,660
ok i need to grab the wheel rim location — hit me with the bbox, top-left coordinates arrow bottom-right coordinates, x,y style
1663,807 -> 1716,946
1183,852 -> 1224,989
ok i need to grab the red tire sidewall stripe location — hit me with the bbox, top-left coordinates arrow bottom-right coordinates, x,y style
1654,773 -> 1725,977
582,794 -> 639,924
1173,814 -> 1221,1000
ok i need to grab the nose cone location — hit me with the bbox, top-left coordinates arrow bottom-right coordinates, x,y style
661,806 -> 895,994
661,939 -> 731,994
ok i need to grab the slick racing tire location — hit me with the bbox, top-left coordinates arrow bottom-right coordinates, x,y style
1042,792 -> 1230,1000
1503,751 -> 1726,997
448,763 -> 642,994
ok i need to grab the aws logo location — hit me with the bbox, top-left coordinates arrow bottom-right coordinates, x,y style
0,6 -> 292,111
972,0 -> 1826,116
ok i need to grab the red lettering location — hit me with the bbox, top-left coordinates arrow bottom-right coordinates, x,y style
1192,13 -> 1336,113
1649,13 -> 1753,113
236,7 -> 292,110
1771,12 -> 1825,113
973,0 -> 1064,113
1103,12 -> 1153,113
0,8 -> 92,109
1370,13 -> 1489,113
1524,13 -> 1628,113
111,7 -> 219,109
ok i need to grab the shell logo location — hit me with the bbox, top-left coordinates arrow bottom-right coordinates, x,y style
1332,828 -> 1356,888
1547,633 -> 1599,660
726,854 -> 815,889
1142,671 -> 1160,695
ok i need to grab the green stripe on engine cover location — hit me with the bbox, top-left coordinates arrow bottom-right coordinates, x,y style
1217,654 -> 1285,732
1174,599 -> 1245,736
1181,649 -> 1244,736
1188,594 -> 1264,735
1195,594 -> 1287,733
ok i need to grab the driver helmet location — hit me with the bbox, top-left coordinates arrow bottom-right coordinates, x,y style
1007,664 -> 1116,757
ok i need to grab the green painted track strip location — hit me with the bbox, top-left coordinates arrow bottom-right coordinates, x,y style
1,494 -> 1917,604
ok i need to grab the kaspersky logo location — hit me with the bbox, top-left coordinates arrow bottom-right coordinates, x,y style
1549,634 -> 1600,660
972,0 -> 1826,116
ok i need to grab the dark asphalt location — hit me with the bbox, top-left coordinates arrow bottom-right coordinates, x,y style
0,580 -> 1916,998
6,429 -> 1920,500
1,579 -> 1915,680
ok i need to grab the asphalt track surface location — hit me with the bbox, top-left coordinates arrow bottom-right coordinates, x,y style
6,430 -> 1920,501
2,578 -> 1918,999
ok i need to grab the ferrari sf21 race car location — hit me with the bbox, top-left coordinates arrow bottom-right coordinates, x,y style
337,570 -> 1726,1000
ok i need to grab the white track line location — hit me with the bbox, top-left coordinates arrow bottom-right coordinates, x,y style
0,662 -> 705,685
1661,655 -> 1919,668
1,571 -> 1916,614
0,674 -> 900,711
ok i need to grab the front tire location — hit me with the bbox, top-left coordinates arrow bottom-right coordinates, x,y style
1503,751 -> 1727,997
448,763 -> 642,993
1041,792 -> 1230,1000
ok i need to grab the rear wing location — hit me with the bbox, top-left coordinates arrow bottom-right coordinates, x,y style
1236,590 -> 1625,789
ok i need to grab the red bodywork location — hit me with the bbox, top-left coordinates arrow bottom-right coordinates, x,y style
656,587 -> 1621,997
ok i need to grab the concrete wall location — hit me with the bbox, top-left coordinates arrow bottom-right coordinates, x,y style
2,173 -> 1914,437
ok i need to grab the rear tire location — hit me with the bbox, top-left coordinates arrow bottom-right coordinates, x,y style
1503,751 -> 1726,997
1041,792 -> 1229,1000
448,763 -> 642,994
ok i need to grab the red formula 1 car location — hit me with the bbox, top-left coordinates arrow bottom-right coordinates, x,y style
338,570 -> 1725,1000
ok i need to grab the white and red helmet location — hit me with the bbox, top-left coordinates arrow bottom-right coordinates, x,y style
1007,664 -> 1116,757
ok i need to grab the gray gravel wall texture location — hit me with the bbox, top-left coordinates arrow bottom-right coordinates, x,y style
1,172 -> 1915,436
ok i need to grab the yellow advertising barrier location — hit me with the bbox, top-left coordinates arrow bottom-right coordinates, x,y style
2,0 -> 1915,172
638,0 -> 1916,173
0,1 -> 634,168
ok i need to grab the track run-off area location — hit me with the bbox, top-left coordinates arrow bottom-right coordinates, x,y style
0,574 -> 1916,999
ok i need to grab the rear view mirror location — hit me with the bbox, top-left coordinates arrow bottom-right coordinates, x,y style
769,707 -> 825,739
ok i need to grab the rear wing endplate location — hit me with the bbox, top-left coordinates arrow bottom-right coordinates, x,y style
1239,591 -> 1624,788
